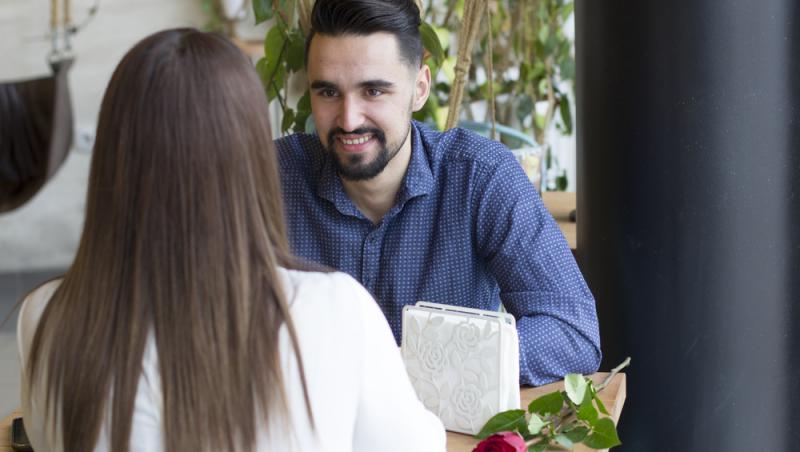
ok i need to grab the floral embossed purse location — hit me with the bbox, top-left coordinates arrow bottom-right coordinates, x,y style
400,302 -> 520,435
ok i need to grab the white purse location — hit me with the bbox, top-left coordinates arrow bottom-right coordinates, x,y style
400,301 -> 521,435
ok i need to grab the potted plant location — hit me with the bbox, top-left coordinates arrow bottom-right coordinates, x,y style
420,0 -> 576,191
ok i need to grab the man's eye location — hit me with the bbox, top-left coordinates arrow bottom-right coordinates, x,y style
320,89 -> 337,97
366,88 -> 383,97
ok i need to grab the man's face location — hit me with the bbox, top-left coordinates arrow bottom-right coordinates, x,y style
307,32 -> 430,181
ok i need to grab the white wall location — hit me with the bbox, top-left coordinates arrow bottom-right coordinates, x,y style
0,0 -> 207,272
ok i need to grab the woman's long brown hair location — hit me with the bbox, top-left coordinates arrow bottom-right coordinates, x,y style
25,28 -> 313,452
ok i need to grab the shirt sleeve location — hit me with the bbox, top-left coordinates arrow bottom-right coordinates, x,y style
344,275 -> 447,452
473,151 -> 602,386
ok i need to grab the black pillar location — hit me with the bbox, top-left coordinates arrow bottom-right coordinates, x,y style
576,1 -> 800,450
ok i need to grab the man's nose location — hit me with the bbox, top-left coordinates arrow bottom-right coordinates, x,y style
337,96 -> 365,132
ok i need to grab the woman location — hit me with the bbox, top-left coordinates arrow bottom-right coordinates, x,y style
17,28 -> 445,452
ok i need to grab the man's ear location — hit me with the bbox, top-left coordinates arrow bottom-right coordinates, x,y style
412,64 -> 432,112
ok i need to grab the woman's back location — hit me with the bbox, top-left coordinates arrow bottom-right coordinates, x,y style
16,27 -> 445,452
18,268 -> 446,451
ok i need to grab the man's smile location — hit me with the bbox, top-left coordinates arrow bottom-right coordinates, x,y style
336,133 -> 375,152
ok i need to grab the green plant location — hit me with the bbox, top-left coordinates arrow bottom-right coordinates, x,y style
419,0 -> 575,190
476,358 -> 630,451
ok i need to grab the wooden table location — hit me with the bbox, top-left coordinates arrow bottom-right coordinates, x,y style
2,373 -> 623,452
447,372 -> 626,452
542,191 -> 576,251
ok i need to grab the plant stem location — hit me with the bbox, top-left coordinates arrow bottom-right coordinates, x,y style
441,1 -> 456,28
525,437 -> 570,450
597,357 -> 631,392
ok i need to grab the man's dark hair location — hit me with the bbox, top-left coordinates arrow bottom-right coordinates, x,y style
305,0 -> 423,68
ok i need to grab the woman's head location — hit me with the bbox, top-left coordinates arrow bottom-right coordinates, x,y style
88,28 -> 287,264
27,29 -> 311,452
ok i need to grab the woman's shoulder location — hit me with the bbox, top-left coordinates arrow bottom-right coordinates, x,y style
279,268 -> 370,304
277,267 -> 382,327
18,279 -> 62,329
17,279 -> 63,359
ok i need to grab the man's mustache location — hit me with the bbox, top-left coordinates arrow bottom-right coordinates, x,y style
328,127 -> 386,144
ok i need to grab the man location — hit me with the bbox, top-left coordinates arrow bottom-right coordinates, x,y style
275,0 -> 601,386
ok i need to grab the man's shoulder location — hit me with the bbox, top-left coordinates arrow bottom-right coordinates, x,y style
274,132 -> 326,171
415,121 -> 514,170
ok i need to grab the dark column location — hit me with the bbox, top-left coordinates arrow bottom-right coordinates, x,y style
576,1 -> 800,450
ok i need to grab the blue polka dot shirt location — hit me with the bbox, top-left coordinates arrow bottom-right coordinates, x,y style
275,121 -> 601,386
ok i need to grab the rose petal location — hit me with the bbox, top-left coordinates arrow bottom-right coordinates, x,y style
472,433 -> 527,452
499,432 -> 527,451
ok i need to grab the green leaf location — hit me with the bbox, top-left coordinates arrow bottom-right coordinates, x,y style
252,0 -> 273,24
559,95 -> 572,135
293,111 -> 311,134
516,94 -> 534,125
554,434 -> 574,449
293,90 -> 312,133
281,108 -> 295,133
532,62 -> 547,80
264,25 -> 285,64
594,394 -> 610,415
564,374 -> 588,405
258,26 -> 290,100
528,443 -> 548,452
255,56 -> 270,80
434,26 -> 451,56
544,34 -> 559,55
556,170 -> 568,191
559,58 -> 575,80
537,78 -> 549,97
263,64 -> 286,101
285,30 -> 306,72
296,89 -> 311,113
538,26 -> 549,44
527,391 -> 564,415
255,57 -> 284,101
519,62 -> 531,83
577,398 -> 598,425
420,21 -> 445,67
563,426 -> 590,443
583,418 -> 622,449
476,409 -> 527,439
527,413 -> 547,435
424,56 -> 440,80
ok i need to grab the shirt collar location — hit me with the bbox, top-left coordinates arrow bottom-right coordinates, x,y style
316,145 -> 362,218
397,121 -> 434,203
316,121 -> 434,218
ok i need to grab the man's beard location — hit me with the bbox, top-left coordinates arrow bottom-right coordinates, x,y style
326,125 -> 409,181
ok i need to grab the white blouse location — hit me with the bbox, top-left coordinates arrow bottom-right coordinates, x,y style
17,268 -> 446,452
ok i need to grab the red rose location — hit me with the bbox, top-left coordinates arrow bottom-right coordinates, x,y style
472,432 -> 526,452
